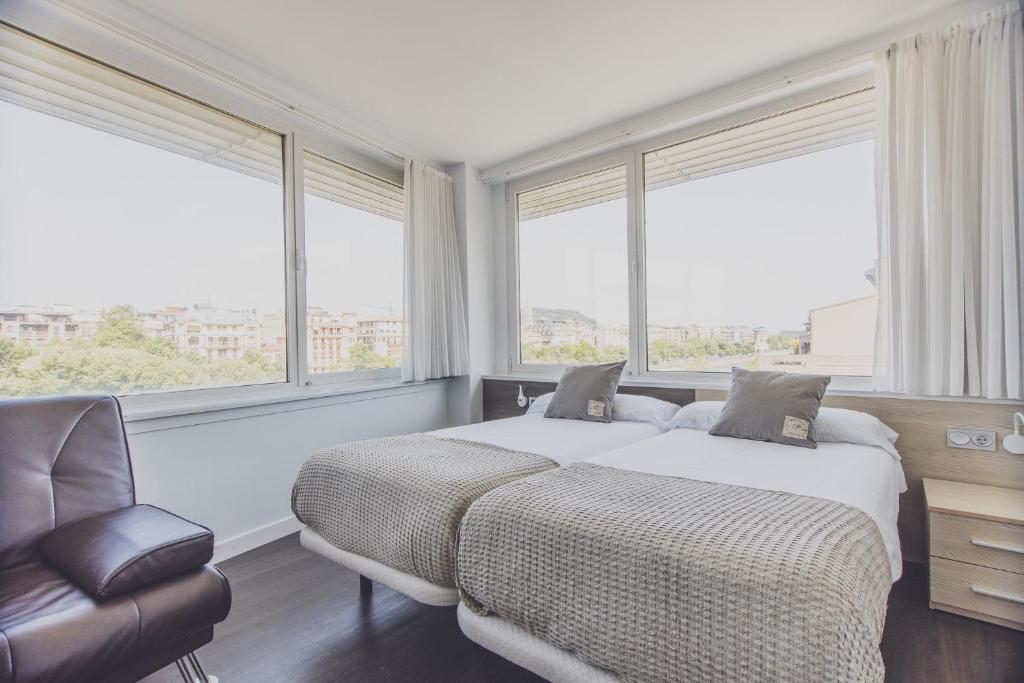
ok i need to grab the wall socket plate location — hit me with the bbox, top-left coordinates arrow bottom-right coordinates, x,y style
946,427 -> 997,451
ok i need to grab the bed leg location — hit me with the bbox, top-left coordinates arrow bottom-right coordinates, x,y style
359,574 -> 373,595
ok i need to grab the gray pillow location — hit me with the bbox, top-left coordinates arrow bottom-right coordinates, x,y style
709,367 -> 831,448
544,361 -> 627,423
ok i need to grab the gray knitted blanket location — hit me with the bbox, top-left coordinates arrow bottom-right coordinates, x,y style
458,462 -> 892,683
291,434 -> 557,588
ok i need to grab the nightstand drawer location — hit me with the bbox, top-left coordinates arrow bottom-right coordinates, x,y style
930,512 -> 1024,574
931,557 -> 1024,628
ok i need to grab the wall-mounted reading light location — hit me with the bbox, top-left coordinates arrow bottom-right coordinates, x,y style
1004,412 -> 1024,455
516,385 -> 528,408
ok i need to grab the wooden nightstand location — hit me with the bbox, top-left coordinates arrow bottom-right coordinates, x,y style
923,478 -> 1024,631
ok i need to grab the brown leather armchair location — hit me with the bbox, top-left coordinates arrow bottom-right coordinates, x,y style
0,395 -> 231,683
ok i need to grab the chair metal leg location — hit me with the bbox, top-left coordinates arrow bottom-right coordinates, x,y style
174,658 -> 192,683
174,652 -> 217,683
187,652 -> 211,683
360,574 -> 373,596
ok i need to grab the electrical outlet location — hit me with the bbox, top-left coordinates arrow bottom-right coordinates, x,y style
947,427 -> 997,452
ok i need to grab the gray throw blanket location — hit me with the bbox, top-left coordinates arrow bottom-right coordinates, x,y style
458,463 -> 892,683
291,434 -> 557,588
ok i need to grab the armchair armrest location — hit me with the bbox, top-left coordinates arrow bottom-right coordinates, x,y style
40,504 -> 214,599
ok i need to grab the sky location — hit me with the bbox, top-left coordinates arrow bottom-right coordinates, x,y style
0,100 -> 401,317
1,98 -> 875,331
519,140 -> 878,332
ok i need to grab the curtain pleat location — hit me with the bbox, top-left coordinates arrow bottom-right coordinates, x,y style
874,1 -> 1023,399
401,160 -> 469,382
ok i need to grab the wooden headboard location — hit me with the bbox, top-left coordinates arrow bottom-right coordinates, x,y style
697,389 -> 1023,563
482,378 -> 696,421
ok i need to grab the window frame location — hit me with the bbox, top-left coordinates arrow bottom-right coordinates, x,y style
0,24 -> 409,412
506,150 -> 636,376
506,78 -> 877,391
296,144 -> 405,387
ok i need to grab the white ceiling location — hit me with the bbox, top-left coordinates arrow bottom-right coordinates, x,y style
109,0 -> 957,168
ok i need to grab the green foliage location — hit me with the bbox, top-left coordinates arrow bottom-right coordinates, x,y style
521,341 -> 627,365
327,342 -> 398,372
646,337 -> 756,368
0,306 -> 285,397
95,305 -> 147,348
766,334 -> 799,351
0,339 -> 34,376
521,332 -> 798,371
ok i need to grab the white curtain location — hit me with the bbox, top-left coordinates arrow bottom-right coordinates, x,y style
873,1 -> 1023,399
402,159 -> 469,382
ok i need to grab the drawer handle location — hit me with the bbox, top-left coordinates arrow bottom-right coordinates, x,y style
970,538 -> 1024,555
971,585 -> 1024,605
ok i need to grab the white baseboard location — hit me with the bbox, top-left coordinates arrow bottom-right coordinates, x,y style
212,515 -> 304,564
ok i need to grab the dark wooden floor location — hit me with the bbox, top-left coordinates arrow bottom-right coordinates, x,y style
143,533 -> 1023,683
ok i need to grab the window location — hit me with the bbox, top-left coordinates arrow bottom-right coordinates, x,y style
0,25 -> 288,398
302,151 -> 404,376
508,88 -> 878,381
643,91 -> 877,376
514,165 -> 629,366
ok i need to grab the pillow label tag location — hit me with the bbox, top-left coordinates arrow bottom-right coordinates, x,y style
783,416 -> 809,440
587,400 -> 606,417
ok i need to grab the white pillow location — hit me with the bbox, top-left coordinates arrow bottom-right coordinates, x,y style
525,392 -> 555,415
668,401 -> 901,460
527,392 -> 679,428
815,407 -> 901,460
666,401 -> 725,431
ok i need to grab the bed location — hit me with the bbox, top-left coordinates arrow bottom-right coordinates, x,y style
456,422 -> 908,682
291,406 -> 672,606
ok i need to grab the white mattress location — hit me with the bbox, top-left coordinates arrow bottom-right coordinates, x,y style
432,414 -> 665,465
587,428 -> 908,580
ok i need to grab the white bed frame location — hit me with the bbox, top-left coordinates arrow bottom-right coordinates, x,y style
457,603 -> 619,683
298,527 -> 460,606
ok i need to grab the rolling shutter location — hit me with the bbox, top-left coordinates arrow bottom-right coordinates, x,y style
0,23 -> 283,183
645,88 -> 874,191
514,89 -> 874,221
302,151 -> 404,222
517,164 -> 626,222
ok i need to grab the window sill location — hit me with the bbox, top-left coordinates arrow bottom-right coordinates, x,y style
120,378 -> 449,433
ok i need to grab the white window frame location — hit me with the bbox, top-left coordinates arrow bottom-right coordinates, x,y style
296,144 -> 404,387
506,77 -> 877,392
0,24 -> 409,415
506,149 -> 636,376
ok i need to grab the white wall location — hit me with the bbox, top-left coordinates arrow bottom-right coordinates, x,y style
446,164 -> 497,425
124,383 -> 448,562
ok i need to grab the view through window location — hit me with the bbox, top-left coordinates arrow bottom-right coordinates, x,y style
302,151 -> 404,374
644,139 -> 878,376
0,27 -> 288,398
516,165 -> 629,365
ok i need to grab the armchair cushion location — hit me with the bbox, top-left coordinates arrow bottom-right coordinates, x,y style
39,504 -> 213,599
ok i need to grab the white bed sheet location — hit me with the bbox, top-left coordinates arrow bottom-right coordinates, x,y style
431,414 -> 664,465
587,428 -> 908,580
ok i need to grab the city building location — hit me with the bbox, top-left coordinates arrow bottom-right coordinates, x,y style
0,305 -> 100,346
307,308 -> 358,372
145,305 -> 262,362
356,315 -> 403,357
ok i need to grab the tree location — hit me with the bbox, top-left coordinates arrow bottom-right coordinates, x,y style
0,304 -> 287,398
0,338 -> 34,377
95,305 -> 147,349
330,343 -> 397,372
521,341 -> 627,365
